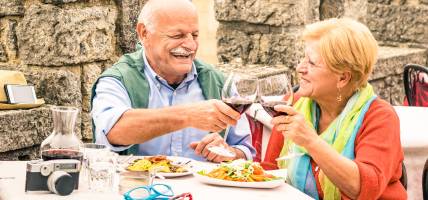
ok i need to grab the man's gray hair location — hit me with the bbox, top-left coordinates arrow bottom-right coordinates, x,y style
137,1 -> 156,33
137,0 -> 193,33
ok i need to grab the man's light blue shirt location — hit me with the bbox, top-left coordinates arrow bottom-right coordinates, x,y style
91,51 -> 255,161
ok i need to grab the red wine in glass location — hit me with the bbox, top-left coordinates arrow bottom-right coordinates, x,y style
41,149 -> 83,161
261,100 -> 291,117
223,97 -> 253,114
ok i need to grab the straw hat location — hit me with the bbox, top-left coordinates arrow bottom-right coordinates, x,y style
0,70 -> 44,110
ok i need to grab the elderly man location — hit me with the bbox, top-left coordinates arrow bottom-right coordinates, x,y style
90,0 -> 255,162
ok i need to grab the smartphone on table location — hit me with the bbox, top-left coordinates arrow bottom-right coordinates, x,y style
4,84 -> 37,104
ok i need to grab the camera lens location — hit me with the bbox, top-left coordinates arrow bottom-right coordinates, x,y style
47,171 -> 75,196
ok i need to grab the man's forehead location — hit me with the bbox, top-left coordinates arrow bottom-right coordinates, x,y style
150,0 -> 197,18
154,13 -> 198,33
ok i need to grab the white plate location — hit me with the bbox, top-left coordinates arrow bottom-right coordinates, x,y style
159,156 -> 194,177
193,171 -> 285,189
128,156 -> 194,178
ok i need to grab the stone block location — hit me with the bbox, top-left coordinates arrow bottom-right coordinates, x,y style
216,63 -> 297,94
372,46 -> 427,80
343,0 -> 368,22
367,3 -> 428,47
367,0 -> 393,4
388,74 -> 405,105
115,0 -> 147,53
369,74 -> 404,105
0,145 -> 40,161
0,44 -> 7,62
0,0 -> 24,16
369,78 -> 389,102
3,19 -> 18,60
0,107 -> 52,153
24,67 -> 82,107
81,111 -> 93,141
215,0 -> 319,27
369,46 -> 426,105
216,63 -> 291,79
320,0 -> 344,20
17,4 -> 117,66
0,105 -> 82,153
82,63 -> 102,112
42,0 -> 85,4
217,23 -> 304,66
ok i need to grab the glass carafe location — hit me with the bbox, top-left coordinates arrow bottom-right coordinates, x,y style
40,106 -> 83,161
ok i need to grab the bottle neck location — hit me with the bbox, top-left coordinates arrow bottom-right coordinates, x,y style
52,110 -> 78,135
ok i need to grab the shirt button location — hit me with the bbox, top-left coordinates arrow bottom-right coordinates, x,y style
173,91 -> 177,96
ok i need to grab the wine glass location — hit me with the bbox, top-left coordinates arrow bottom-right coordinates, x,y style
208,72 -> 258,158
258,74 -> 303,160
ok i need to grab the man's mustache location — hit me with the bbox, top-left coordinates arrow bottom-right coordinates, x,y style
170,47 -> 195,55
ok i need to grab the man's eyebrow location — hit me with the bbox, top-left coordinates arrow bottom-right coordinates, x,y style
164,28 -> 199,34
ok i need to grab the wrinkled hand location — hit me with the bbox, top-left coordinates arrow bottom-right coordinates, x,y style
189,132 -> 237,163
270,105 -> 318,148
185,99 -> 240,133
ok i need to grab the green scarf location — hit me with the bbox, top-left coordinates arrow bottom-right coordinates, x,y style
278,84 -> 376,199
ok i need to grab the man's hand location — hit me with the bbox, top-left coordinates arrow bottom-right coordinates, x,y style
189,132 -> 244,163
184,99 -> 240,133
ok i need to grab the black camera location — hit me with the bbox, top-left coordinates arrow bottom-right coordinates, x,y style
25,159 -> 81,196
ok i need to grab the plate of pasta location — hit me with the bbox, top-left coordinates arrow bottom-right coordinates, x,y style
193,159 -> 285,188
126,155 -> 193,178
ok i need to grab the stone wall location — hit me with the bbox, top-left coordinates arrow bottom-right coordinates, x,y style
215,0 -> 428,105
0,0 -> 147,160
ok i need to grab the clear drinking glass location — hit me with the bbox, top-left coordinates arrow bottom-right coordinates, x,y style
87,151 -> 118,192
258,74 -> 303,160
82,143 -> 109,182
208,72 -> 258,157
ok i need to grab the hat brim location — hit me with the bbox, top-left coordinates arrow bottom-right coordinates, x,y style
0,98 -> 45,110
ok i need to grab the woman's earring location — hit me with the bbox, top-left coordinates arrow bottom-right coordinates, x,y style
336,87 -> 342,102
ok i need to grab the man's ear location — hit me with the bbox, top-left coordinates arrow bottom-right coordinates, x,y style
136,23 -> 148,43
337,71 -> 352,88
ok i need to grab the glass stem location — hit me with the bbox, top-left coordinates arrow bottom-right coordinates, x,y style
223,126 -> 231,143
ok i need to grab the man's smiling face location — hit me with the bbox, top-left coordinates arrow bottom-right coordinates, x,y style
141,3 -> 199,84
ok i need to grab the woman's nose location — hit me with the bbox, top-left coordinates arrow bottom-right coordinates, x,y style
296,62 -> 306,74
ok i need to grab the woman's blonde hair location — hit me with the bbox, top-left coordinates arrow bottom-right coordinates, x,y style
302,18 -> 378,90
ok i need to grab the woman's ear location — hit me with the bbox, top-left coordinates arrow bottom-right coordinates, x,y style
337,71 -> 352,88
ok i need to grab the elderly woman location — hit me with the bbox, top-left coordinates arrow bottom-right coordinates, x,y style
269,18 -> 406,199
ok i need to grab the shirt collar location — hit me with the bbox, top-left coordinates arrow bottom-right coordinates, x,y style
141,47 -> 198,90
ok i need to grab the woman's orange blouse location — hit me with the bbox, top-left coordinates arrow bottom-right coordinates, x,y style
261,98 -> 406,199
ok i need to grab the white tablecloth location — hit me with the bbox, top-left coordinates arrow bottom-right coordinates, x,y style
394,106 -> 428,149
0,161 -> 313,200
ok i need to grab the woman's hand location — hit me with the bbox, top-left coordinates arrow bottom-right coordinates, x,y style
270,105 -> 319,148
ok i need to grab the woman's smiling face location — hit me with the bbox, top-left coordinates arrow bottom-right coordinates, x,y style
296,40 -> 341,102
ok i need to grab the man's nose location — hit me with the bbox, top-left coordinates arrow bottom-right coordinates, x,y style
182,34 -> 197,50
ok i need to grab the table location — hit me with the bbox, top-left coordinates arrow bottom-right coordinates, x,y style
0,161 -> 313,200
393,106 -> 428,148
393,106 -> 428,200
